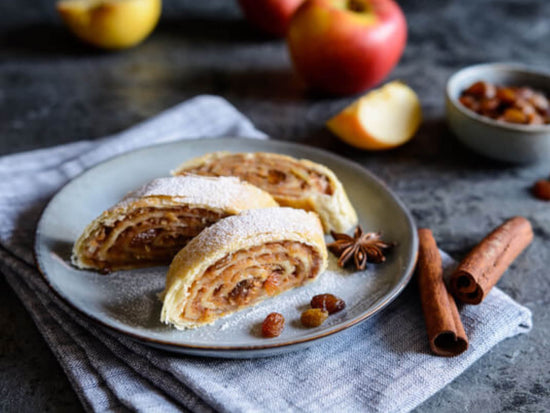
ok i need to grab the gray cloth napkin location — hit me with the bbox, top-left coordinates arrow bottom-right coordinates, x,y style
1,95 -> 532,413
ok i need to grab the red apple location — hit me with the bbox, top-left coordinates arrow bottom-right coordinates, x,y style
238,0 -> 305,37
287,0 -> 407,95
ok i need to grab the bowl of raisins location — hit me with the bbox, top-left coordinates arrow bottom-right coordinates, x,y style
446,63 -> 550,163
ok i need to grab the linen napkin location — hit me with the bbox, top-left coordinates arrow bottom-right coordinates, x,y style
1,95 -> 532,413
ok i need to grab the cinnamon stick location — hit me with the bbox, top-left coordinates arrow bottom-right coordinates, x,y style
417,229 -> 468,357
450,216 -> 533,305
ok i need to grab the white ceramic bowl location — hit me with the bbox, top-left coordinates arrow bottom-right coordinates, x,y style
446,63 -> 550,163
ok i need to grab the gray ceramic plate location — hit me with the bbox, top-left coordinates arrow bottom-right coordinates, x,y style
35,138 -> 418,358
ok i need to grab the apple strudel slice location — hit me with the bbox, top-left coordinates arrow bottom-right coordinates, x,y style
72,175 -> 277,272
161,207 -> 328,329
172,151 -> 357,233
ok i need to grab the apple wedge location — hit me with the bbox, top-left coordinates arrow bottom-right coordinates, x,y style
326,81 -> 422,150
57,0 -> 161,50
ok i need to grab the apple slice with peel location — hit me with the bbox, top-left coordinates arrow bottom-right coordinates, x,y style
327,81 -> 422,150
57,0 -> 161,50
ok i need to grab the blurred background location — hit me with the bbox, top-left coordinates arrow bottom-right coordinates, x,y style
1,0 -> 550,412
2,0 -> 550,156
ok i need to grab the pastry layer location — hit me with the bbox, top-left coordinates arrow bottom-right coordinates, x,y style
71,176 -> 277,272
161,207 -> 328,329
172,151 -> 357,233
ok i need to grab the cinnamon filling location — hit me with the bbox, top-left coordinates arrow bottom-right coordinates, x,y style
180,241 -> 322,324
181,154 -> 334,199
80,206 -> 227,271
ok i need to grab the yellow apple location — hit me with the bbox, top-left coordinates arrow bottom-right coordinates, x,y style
57,0 -> 162,50
326,81 -> 422,150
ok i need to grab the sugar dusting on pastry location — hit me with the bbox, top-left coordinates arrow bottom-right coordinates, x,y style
72,175 -> 278,271
161,207 -> 329,329
189,207 -> 324,255
119,175 -> 276,211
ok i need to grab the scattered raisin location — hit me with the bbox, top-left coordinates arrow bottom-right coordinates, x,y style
261,312 -> 285,338
310,294 -> 346,314
532,179 -> 550,201
300,308 -> 328,328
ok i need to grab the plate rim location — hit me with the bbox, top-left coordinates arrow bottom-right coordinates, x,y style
34,137 -> 418,353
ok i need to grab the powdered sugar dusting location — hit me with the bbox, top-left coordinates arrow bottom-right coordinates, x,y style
188,207 -> 324,255
119,175 -> 274,211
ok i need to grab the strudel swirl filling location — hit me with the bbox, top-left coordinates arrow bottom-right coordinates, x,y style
161,208 -> 328,329
172,151 -> 357,233
71,176 -> 277,272
182,241 -> 322,325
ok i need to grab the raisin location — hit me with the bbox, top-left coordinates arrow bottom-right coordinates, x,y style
479,97 -> 500,113
513,99 -> 536,116
267,169 -> 286,185
496,87 -> 517,105
459,95 -> 480,112
527,113 -> 545,125
460,81 -> 550,125
310,294 -> 346,314
261,312 -> 285,338
529,93 -> 549,112
464,81 -> 495,99
229,279 -> 253,301
503,108 -> 527,124
515,87 -> 535,100
264,273 -> 281,296
532,180 -> 550,201
300,308 -> 328,328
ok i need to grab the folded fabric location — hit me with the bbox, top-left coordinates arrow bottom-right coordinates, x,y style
0,95 -> 532,413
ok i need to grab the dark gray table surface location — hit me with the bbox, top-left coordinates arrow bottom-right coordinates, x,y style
1,0 -> 549,412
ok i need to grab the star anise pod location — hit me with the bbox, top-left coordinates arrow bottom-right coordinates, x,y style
327,225 -> 394,270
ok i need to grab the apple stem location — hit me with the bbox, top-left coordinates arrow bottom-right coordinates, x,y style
347,0 -> 370,13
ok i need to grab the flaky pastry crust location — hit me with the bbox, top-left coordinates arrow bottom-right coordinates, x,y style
161,207 -> 328,329
172,151 -> 357,233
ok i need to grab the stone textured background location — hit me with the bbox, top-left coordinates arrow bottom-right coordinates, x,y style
1,0 -> 549,411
